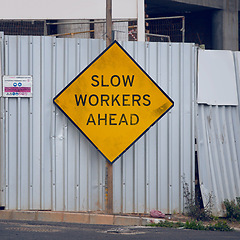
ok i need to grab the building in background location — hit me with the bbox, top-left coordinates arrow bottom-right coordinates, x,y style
0,1 -> 239,48
0,0 -> 144,41
146,0 -> 239,50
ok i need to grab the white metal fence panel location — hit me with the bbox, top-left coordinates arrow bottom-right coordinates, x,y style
113,42 -> 196,214
0,36 -> 196,214
196,51 -> 240,215
0,33 -> 4,208
235,52 -> 240,121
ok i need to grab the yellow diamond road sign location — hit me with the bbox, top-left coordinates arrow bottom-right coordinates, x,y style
53,41 -> 174,163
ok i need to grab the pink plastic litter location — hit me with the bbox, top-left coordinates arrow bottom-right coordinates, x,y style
150,209 -> 165,218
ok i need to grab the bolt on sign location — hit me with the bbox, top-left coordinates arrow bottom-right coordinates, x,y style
53,41 -> 174,163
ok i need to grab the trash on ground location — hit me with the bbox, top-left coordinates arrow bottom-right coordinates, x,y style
150,210 -> 165,218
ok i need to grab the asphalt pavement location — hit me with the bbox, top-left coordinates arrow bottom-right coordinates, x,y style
0,220 -> 240,240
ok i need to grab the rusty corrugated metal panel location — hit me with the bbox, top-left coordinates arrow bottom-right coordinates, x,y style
0,36 -> 196,214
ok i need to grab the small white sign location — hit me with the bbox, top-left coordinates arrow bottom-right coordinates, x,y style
3,75 -> 32,97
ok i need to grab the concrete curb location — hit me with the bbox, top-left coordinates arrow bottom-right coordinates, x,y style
0,210 -> 156,226
0,211 -> 239,231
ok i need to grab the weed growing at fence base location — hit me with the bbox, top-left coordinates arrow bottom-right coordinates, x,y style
182,181 -> 213,221
148,221 -> 185,228
223,197 -> 240,221
149,220 -> 233,232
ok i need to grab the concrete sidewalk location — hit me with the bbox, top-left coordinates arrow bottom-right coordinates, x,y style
0,210 -> 162,226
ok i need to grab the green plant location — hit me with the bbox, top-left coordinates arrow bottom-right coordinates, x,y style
223,198 -> 240,221
185,220 -> 205,230
211,215 -> 219,221
149,220 -> 233,232
182,181 -> 213,221
149,221 -> 185,228
207,221 -> 232,231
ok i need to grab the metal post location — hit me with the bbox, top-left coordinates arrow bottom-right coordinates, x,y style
137,0 -> 145,41
106,0 -> 113,47
106,0 -> 113,215
44,20 -> 48,36
182,17 -> 185,43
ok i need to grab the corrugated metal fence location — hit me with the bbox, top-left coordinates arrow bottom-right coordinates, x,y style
0,35 -> 196,214
196,50 -> 240,215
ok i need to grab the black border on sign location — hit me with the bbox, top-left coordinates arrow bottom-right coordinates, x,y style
53,40 -> 174,164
